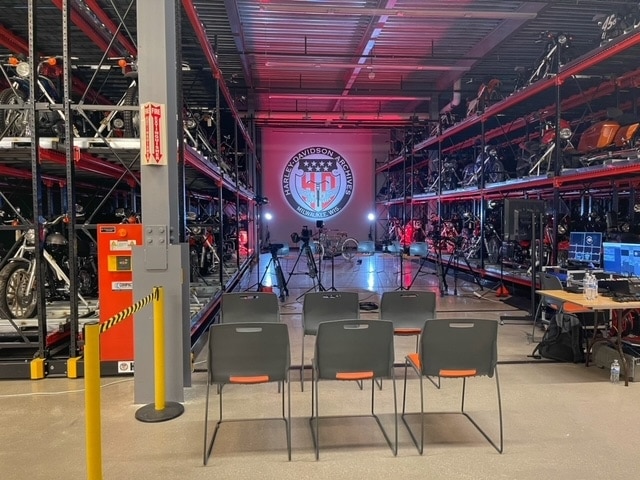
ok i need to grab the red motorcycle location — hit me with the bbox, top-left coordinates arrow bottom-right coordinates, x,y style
576,107 -> 640,165
517,119 -> 573,176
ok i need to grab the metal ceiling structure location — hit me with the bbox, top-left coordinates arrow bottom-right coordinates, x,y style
0,0 -> 638,132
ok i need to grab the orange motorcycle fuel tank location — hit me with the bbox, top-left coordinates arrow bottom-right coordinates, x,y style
613,123 -> 639,148
578,120 -> 619,152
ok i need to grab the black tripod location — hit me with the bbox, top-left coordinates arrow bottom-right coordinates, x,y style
256,244 -> 289,301
441,237 -> 484,296
287,239 -> 326,299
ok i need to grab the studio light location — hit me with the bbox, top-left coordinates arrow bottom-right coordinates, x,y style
265,212 -> 273,221
367,212 -> 376,222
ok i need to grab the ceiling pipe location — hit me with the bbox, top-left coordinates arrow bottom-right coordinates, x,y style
440,79 -> 462,114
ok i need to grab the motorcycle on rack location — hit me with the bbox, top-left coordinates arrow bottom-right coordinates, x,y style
461,146 -> 505,187
574,107 -> 640,166
186,211 -> 218,282
466,78 -> 503,117
0,55 -> 80,138
0,211 -> 95,319
594,5 -> 640,46
515,32 -> 573,90
517,118 -> 573,177
460,213 -> 502,264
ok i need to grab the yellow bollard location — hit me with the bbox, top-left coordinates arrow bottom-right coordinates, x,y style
153,286 -> 166,411
84,322 -> 103,480
135,286 -> 184,422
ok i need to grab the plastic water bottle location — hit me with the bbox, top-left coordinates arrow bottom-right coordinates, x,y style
583,273 -> 593,300
610,359 -> 620,384
566,272 -> 573,287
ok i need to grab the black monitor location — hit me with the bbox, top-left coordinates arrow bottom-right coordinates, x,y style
602,242 -> 640,276
503,198 -> 545,241
567,232 -> 602,267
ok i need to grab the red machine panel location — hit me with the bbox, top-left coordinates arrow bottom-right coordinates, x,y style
97,224 -> 143,362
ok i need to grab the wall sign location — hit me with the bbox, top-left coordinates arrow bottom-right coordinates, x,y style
282,146 -> 354,219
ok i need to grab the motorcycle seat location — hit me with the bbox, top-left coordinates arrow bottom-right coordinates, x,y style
615,113 -> 639,126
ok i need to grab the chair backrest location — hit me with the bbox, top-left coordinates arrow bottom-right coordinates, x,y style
540,273 -> 564,309
419,319 -> 497,378
541,273 -> 563,291
207,322 -> 290,384
314,319 -> 394,380
302,291 -> 360,335
380,291 -> 436,330
221,292 -> 279,323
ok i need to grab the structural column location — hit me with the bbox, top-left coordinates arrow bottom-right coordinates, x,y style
133,0 -> 190,404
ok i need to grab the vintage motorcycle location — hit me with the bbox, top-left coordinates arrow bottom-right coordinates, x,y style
467,78 -> 503,117
516,32 -> 573,90
461,146 -> 505,187
0,55 -> 71,137
517,118 -> 573,176
575,107 -> 640,165
186,211 -> 218,281
0,211 -> 96,319
594,5 -> 640,46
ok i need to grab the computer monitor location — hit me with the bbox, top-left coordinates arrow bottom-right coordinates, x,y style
568,232 -> 602,266
602,242 -> 640,276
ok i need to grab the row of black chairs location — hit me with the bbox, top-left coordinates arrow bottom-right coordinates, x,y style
203,291 -> 503,463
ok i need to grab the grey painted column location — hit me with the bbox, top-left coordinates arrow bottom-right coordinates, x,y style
133,0 -> 190,404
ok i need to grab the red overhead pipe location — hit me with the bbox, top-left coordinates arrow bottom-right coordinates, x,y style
182,0 -> 254,152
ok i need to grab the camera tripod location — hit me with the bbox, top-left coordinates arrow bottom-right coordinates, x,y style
287,239 -> 326,299
440,237 -> 484,296
254,244 -> 289,302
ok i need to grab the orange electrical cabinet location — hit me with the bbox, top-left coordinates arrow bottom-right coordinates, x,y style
97,224 -> 144,363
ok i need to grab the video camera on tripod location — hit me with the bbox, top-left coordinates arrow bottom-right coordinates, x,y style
290,225 -> 312,244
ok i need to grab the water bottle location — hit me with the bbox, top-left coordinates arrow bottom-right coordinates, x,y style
583,273 -> 592,300
610,359 -> 620,384
566,272 -> 573,287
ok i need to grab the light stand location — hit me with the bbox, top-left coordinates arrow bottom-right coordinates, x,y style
245,208 -> 270,292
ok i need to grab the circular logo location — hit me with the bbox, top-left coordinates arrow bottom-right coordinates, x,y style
282,147 -> 353,219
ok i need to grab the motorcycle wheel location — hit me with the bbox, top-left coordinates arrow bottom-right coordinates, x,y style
78,268 -> 97,296
486,236 -> 501,264
341,238 -> 359,261
0,262 -> 37,319
122,83 -> 139,138
0,88 -> 30,137
486,160 -> 505,183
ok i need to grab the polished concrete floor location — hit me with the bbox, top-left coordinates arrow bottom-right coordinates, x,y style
1,253 -> 637,480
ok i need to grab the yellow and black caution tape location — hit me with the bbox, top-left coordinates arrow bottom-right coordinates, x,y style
99,287 -> 161,335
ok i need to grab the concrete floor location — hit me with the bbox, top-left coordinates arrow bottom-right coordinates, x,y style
1,253 -> 635,480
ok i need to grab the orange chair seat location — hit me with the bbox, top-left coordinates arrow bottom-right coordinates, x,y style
394,328 -> 421,336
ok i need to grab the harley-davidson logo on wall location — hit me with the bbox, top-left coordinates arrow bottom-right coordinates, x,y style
282,146 -> 354,219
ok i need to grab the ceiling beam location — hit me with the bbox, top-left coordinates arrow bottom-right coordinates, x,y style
436,2 -> 548,92
259,4 -> 539,20
224,0 -> 253,89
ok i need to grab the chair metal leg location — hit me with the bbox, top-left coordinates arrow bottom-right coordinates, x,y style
204,383 -> 225,465
401,359 -> 425,454
460,370 -> 504,453
300,333 -> 306,392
